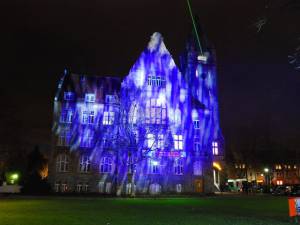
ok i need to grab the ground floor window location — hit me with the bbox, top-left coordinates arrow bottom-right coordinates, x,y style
126,183 -> 136,195
76,183 -> 89,192
54,182 -> 60,192
98,181 -> 105,193
176,184 -> 182,193
149,183 -> 161,195
105,182 -> 112,194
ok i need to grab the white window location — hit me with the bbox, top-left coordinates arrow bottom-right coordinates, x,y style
64,92 -> 75,101
103,111 -> 114,125
76,183 -> 83,192
56,154 -> 70,172
54,182 -> 60,192
98,181 -> 105,193
194,136 -> 200,152
147,75 -> 165,87
82,111 -> 95,124
100,157 -> 113,173
174,159 -> 184,175
174,135 -> 183,150
57,130 -> 71,146
147,133 -> 155,148
193,120 -> 200,129
176,184 -> 182,193
193,161 -> 202,176
60,109 -> 73,123
157,134 -> 164,149
79,155 -> 91,173
212,141 -> 219,155
126,183 -> 136,195
85,93 -> 95,103
149,160 -> 160,174
145,99 -> 167,124
106,182 -> 112,194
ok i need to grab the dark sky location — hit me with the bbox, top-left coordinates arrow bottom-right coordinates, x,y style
1,0 -> 300,158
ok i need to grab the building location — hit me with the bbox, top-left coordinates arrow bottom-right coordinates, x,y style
49,31 -> 224,195
227,162 -> 300,191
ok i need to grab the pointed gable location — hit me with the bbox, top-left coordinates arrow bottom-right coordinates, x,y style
123,32 -> 183,89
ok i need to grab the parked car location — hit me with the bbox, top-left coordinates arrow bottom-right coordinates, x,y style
272,185 -> 291,196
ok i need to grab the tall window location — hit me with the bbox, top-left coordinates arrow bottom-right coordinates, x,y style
174,108 -> 181,125
103,111 -> 114,125
80,132 -> 93,148
193,120 -> 200,129
100,157 -> 113,173
64,92 -> 75,101
149,160 -> 160,174
147,75 -> 165,87
57,130 -> 71,146
56,154 -> 70,172
147,133 -> 155,148
76,183 -> 89,192
174,134 -> 183,150
212,141 -> 219,155
85,93 -> 95,103
60,109 -> 73,123
157,134 -> 164,149
145,99 -> 167,124
194,136 -> 200,152
82,111 -> 95,124
79,155 -> 91,173
174,159 -> 184,175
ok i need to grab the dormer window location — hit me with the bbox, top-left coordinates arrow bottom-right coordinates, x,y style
147,75 -> 165,87
64,92 -> 75,101
85,93 -> 95,103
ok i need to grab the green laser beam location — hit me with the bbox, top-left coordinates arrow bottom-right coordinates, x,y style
186,0 -> 203,54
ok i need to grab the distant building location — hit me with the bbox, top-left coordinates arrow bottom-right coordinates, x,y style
48,32 -> 224,195
227,162 -> 300,189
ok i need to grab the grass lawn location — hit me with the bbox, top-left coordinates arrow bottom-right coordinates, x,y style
0,195 -> 292,225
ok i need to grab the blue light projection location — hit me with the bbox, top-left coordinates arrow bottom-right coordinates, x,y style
52,32 -> 223,194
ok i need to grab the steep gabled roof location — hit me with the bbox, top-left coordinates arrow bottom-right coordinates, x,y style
123,32 -> 183,88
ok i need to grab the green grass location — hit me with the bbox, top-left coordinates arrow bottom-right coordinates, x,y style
0,195 -> 292,225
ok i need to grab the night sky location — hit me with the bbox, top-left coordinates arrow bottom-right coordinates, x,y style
1,0 -> 300,160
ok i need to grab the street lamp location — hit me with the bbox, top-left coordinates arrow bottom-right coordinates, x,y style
10,173 -> 19,184
264,168 -> 269,173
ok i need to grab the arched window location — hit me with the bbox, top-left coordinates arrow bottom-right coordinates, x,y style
79,155 -> 91,173
100,157 -> 113,173
174,158 -> 184,175
56,154 -> 70,172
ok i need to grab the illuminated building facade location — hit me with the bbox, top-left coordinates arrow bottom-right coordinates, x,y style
49,32 -> 224,195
